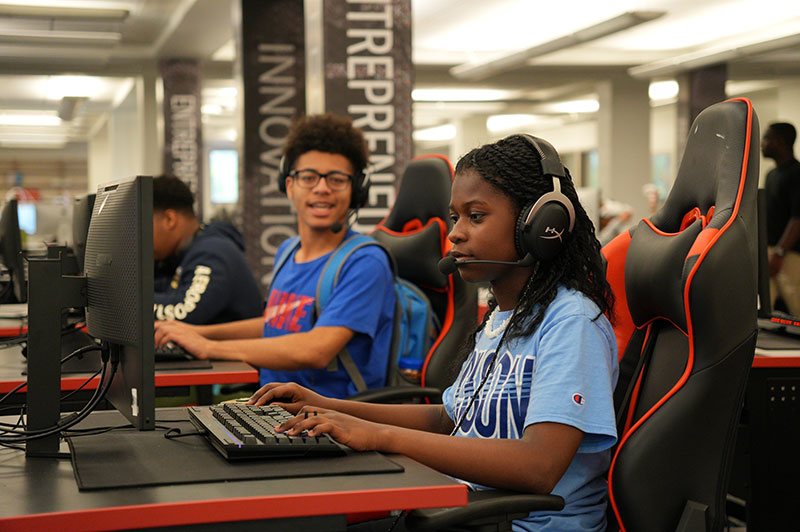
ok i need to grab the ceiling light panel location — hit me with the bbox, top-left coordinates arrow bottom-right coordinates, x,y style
0,110 -> 60,126
602,0 -> 800,51
413,124 -> 456,142
415,1 -> 624,54
412,88 -> 514,101
0,2 -> 130,21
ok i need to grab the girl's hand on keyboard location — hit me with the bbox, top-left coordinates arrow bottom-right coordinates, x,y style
248,382 -> 330,413
277,406 -> 384,451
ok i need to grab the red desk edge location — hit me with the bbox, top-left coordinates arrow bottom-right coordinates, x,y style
0,484 -> 468,532
752,355 -> 800,368
0,366 -> 259,393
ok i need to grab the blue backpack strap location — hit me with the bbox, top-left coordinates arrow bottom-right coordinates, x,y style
315,234 -> 394,392
316,234 -> 393,309
267,236 -> 300,296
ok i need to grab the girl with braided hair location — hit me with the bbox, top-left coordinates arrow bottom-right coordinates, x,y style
250,134 -> 619,531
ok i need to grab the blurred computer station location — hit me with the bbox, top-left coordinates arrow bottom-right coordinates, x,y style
1,2 -> 799,531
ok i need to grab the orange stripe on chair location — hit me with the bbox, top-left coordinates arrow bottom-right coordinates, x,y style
686,227 -> 719,260
602,230 -> 635,362
680,207 -> 702,232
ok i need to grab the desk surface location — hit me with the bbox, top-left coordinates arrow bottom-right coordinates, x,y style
0,410 -> 466,532
754,328 -> 800,367
0,347 -> 259,394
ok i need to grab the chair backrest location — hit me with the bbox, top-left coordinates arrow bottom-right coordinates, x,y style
602,98 -> 759,532
371,155 -> 478,391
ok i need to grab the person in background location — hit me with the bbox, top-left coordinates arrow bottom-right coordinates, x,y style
153,114 -> 396,399
249,134 -> 618,531
153,175 -> 262,324
762,122 -> 800,316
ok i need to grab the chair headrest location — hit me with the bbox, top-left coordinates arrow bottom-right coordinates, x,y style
626,99 -> 758,330
650,99 -> 757,236
373,219 -> 450,291
381,156 -> 453,233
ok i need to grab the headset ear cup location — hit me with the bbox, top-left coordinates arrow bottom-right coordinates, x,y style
351,172 -> 369,209
515,204 -> 533,258
522,201 -> 570,261
278,155 -> 290,194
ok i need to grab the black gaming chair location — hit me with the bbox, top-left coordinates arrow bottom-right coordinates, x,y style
403,98 -> 759,532
349,155 -> 478,402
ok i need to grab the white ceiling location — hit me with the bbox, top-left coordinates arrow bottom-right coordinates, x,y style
0,0 -> 798,149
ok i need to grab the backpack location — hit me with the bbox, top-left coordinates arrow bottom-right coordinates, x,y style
272,234 -> 440,392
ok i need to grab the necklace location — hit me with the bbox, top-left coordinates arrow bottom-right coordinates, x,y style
484,307 -> 512,338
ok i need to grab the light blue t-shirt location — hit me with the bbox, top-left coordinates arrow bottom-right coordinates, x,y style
443,287 -> 618,532
259,230 -> 396,399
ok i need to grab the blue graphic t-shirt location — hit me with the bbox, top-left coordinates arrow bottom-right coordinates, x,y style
443,287 -> 618,532
259,231 -> 395,399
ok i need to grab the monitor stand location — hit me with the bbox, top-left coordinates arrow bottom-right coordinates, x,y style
25,250 -> 87,457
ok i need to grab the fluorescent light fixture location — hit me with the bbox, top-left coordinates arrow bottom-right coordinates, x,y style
0,139 -> 67,148
451,11 -> 665,80
0,2 -> 129,21
486,114 -> 538,133
201,104 -> 223,115
629,31 -> 800,78
412,88 -> 512,102
413,124 -> 456,142
46,75 -> 105,100
0,111 -> 61,126
648,80 -> 679,101
0,28 -> 121,45
486,114 -> 568,133
543,99 -> 599,114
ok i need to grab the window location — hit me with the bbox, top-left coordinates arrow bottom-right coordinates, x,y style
209,149 -> 238,204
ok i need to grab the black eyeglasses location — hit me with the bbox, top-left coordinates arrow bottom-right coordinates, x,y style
289,169 -> 353,191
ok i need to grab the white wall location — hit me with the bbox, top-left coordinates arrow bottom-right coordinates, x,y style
109,84 -> 142,181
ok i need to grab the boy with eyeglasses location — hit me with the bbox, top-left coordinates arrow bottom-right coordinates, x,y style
154,113 -> 396,399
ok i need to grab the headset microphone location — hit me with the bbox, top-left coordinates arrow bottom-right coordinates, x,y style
330,221 -> 343,233
437,254 -> 535,275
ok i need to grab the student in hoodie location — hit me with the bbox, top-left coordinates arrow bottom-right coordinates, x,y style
153,175 -> 262,325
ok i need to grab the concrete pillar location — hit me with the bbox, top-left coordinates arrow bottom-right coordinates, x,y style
137,71 -> 161,177
776,83 -> 800,140
597,76 -> 651,218
87,118 -> 110,194
452,114 -> 490,163
676,63 -> 727,160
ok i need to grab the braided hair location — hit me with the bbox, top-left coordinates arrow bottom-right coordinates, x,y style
457,134 -> 614,354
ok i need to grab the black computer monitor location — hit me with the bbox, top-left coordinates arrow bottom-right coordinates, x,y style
0,198 -> 27,304
72,193 -> 95,273
84,176 -> 154,429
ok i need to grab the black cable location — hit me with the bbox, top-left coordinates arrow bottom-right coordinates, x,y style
385,510 -> 407,532
0,353 -> 116,442
60,343 -> 101,365
0,322 -> 92,352
0,343 -> 102,411
0,380 -> 28,408
60,366 -> 103,402
164,427 -> 206,439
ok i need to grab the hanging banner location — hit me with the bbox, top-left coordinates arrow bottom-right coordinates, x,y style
235,0 -> 306,290
161,58 -> 203,218
322,0 -> 413,232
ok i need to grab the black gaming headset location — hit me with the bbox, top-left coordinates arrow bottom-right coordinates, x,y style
277,154 -> 369,209
513,134 -> 576,261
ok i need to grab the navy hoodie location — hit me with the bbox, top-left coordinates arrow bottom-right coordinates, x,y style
154,222 -> 263,324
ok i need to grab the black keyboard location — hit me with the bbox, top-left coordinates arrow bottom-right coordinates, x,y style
187,403 -> 347,460
154,343 -> 194,361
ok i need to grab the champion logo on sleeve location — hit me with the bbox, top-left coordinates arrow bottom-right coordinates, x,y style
572,393 -> 585,406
